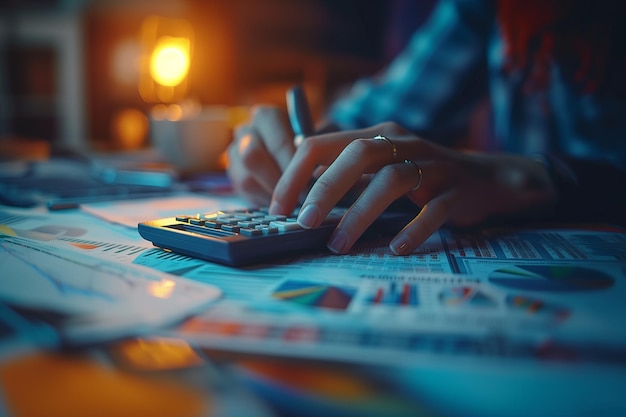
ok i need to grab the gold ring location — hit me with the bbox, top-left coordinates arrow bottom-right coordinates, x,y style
374,135 -> 397,160
404,159 -> 423,191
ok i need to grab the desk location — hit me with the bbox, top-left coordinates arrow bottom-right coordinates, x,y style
1,181 -> 626,417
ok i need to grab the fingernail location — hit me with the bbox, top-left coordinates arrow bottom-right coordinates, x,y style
390,235 -> 413,255
268,201 -> 283,215
297,204 -> 320,229
327,228 -> 349,254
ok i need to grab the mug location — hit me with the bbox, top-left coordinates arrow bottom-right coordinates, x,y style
150,106 -> 243,174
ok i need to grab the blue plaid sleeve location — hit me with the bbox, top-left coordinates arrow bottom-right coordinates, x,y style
328,0 -> 494,144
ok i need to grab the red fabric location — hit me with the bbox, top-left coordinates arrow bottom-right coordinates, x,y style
496,0 -> 613,93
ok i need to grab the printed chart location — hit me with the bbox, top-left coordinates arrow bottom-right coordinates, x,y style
272,280 -> 357,310
506,295 -> 570,321
488,265 -> 614,292
439,287 -> 496,308
0,235 -> 221,343
366,282 -> 419,306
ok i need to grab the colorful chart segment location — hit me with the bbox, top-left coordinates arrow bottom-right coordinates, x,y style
439,287 -> 496,307
367,282 -> 418,306
489,265 -> 614,292
272,280 -> 356,310
506,295 -> 570,321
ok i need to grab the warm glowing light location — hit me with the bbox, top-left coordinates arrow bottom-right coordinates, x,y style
148,279 -> 176,299
150,37 -> 190,87
139,16 -> 193,103
111,108 -> 149,150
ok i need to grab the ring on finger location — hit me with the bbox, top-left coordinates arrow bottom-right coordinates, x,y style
404,159 -> 423,191
373,134 -> 397,160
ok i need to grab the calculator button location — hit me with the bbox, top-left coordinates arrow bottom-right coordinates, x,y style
175,216 -> 189,222
217,218 -> 239,225
270,220 -> 302,232
240,228 -> 262,236
233,214 -> 254,220
221,224 -> 240,233
237,221 -> 260,228
256,225 -> 278,234
189,218 -> 205,226
183,223 -> 235,237
264,215 -> 287,221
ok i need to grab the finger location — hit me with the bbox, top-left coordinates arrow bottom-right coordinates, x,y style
303,125 -> 422,161
251,106 -> 296,172
316,125 -> 446,165
325,161 -> 424,254
281,136 -> 400,222
269,133 -> 354,214
270,125 -> 430,216
228,131 -> 281,202
267,125 -> 386,213
389,190 -> 457,255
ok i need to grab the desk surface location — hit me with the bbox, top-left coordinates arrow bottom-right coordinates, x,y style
1,186 -> 626,417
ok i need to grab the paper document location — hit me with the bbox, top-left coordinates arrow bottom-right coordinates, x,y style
0,223 -> 221,344
3,208 -> 625,366
157,224 -> 626,366
81,193 -> 247,228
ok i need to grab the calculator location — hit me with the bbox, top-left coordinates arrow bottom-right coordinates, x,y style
138,207 -> 412,267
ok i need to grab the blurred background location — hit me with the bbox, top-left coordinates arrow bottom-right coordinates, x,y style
0,0 -> 434,169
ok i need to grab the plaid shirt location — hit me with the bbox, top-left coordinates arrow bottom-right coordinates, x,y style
328,0 -> 626,167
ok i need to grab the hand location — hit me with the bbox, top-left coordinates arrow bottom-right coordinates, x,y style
226,106 -> 296,206
269,122 -> 558,255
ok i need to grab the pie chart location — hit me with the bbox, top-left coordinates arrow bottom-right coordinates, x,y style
272,280 -> 356,310
489,265 -> 614,292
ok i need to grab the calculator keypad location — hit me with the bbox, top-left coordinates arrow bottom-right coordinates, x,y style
139,206 -> 360,265
175,209 -> 305,237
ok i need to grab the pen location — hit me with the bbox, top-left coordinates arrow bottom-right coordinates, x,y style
286,85 -> 315,146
